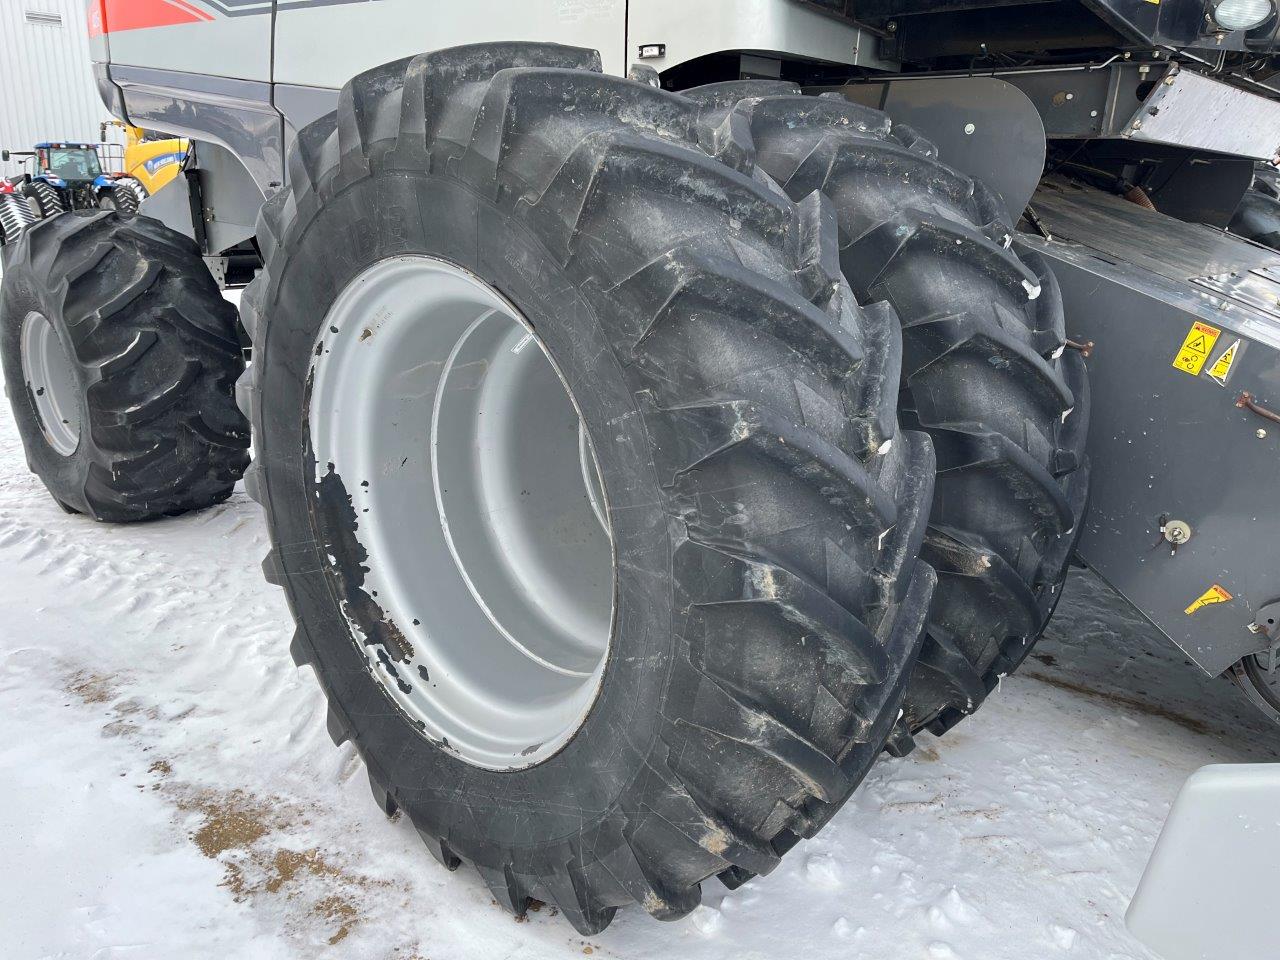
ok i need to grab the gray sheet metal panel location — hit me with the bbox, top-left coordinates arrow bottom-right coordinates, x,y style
837,76 -> 1045,217
133,140 -> 261,255
998,62 -> 1280,160
192,140 -> 265,253
102,10 -> 271,84
275,84 -> 340,150
1132,68 -> 1280,160
1025,182 -> 1280,676
137,168 -> 197,238
1003,63 -> 1150,139
109,64 -> 282,194
274,0 -> 628,83
627,0 -> 892,76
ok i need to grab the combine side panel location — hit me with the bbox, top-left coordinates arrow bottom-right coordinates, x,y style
1026,179 -> 1280,677
90,0 -> 271,82
274,2 -> 628,84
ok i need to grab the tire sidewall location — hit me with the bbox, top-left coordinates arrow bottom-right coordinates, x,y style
259,171 -> 676,857
1,252 -> 93,509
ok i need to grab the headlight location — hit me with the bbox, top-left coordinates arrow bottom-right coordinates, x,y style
1212,0 -> 1276,31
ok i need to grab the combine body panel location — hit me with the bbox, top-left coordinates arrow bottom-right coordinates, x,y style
89,0 -> 881,84
87,0 -> 271,81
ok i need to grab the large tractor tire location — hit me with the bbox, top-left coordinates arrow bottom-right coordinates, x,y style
687,83 -> 1091,745
0,211 -> 249,520
241,44 -> 935,933
99,181 -> 142,217
0,193 -> 38,245
22,179 -> 66,219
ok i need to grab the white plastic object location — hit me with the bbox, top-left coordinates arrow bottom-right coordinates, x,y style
1127,764 -> 1280,960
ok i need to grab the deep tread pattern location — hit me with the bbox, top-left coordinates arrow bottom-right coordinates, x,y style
687,82 -> 1090,739
1,211 -> 248,521
242,45 -> 936,934
0,194 -> 38,245
23,180 -> 66,219
104,181 -> 142,217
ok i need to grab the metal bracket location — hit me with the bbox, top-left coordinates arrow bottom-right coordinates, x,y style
1248,600 -> 1280,641
1237,391 -> 1280,426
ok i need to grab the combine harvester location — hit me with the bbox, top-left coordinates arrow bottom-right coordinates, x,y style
0,0 -> 1277,937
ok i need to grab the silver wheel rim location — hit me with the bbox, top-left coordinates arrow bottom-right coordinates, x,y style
20,311 -> 81,456
309,256 -> 615,770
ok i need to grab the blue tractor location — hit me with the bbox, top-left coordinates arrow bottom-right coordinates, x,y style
0,141 -> 143,218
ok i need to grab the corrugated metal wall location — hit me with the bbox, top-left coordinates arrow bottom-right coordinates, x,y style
0,1 -> 122,179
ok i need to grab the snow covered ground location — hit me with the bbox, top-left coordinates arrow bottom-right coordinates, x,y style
1,352 -> 1277,959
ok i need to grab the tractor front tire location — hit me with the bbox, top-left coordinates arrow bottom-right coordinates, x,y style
241,44 -> 936,933
0,211 -> 249,520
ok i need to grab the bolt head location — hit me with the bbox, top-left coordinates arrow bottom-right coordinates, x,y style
964,123 -> 976,135
1258,428 -> 1268,439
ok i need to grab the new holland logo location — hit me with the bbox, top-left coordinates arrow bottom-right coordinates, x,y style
89,0 -> 381,37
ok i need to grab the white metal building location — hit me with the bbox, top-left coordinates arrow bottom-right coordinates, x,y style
0,1 -> 121,179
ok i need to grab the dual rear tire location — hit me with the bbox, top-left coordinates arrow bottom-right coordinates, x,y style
0,45 -> 1089,934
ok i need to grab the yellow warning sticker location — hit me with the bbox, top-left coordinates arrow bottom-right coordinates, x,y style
1185,585 -> 1233,616
1208,338 -> 1241,384
1172,321 -> 1222,376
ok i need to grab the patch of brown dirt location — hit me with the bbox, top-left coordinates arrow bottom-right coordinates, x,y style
62,663 -> 391,947
181,788 -> 275,866
64,669 -> 117,704
1025,672 -> 1210,736
316,895 -> 359,945
172,785 -> 389,945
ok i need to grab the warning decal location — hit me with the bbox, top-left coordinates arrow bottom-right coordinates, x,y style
1184,584 -> 1233,616
1172,321 -> 1222,376
1208,338 -> 1241,384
